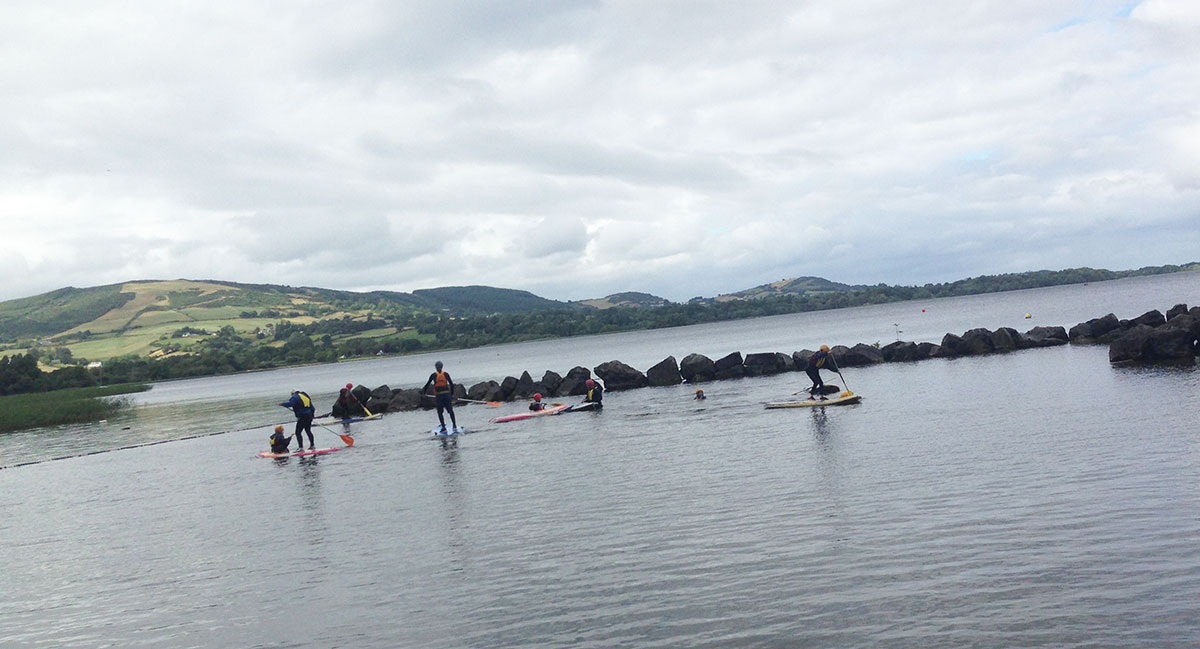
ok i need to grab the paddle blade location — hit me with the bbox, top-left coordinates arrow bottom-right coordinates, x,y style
840,391 -> 853,398
486,401 -> 503,407
341,434 -> 355,447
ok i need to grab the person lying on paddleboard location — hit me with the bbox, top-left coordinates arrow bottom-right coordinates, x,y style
583,379 -> 603,410
269,425 -> 293,454
806,345 -> 838,399
421,360 -> 458,433
529,393 -> 546,411
280,389 -> 316,450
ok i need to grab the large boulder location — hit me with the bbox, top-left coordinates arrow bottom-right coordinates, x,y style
936,333 -> 964,357
792,350 -> 814,371
1109,324 -> 1195,364
679,353 -> 716,383
839,343 -> 884,366
467,381 -> 498,401
1130,310 -> 1167,328
743,352 -> 790,376
1166,304 -> 1189,321
881,341 -> 920,362
1023,326 -> 1068,348
513,371 -> 535,398
646,356 -> 683,386
387,388 -> 423,411
959,328 -> 995,355
713,352 -> 745,380
916,342 -> 941,357
370,384 -> 392,401
350,384 -> 372,404
539,370 -> 563,396
991,327 -> 1021,352
594,360 -> 648,391
557,366 -> 593,396
497,376 -> 519,401
1069,313 -> 1121,342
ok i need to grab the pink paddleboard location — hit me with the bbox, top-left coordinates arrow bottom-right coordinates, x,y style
257,446 -> 347,458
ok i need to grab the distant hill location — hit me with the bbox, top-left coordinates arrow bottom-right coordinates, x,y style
413,285 -> 576,314
715,276 -> 858,302
579,292 -> 674,310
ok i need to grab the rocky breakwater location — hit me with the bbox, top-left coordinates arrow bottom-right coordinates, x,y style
347,304 -> 1197,415
1069,304 -> 1200,365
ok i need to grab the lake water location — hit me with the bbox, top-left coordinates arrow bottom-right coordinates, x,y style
2,273 -> 1199,647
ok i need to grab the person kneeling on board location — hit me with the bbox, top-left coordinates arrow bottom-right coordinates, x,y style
583,378 -> 603,410
805,346 -> 838,400
280,389 -> 316,450
529,393 -> 546,411
269,425 -> 293,454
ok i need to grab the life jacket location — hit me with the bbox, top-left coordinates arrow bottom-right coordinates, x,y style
270,432 -> 290,453
296,391 -> 313,409
433,371 -> 450,394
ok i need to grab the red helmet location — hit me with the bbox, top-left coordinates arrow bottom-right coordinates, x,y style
533,393 -> 542,401
346,383 -> 353,389
585,379 -> 595,387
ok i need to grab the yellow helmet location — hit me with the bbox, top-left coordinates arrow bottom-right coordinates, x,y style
819,345 -> 830,352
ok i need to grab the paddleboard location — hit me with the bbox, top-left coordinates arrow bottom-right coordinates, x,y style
257,446 -> 347,458
562,402 -> 598,412
765,393 -> 863,409
489,403 -> 570,423
430,425 -> 467,437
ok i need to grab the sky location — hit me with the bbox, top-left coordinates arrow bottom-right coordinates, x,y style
1,1 -> 1197,303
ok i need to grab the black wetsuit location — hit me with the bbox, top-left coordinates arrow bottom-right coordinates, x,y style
280,392 -> 316,449
805,350 -> 838,394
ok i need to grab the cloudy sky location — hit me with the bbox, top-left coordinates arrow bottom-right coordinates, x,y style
1,1 -> 1196,303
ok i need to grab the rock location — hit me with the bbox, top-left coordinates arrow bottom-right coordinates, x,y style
839,343 -> 884,366
937,333 -> 964,357
1108,324 -> 1156,364
881,341 -> 920,362
497,376 -> 519,400
713,352 -> 745,380
679,353 -> 716,383
453,383 -> 466,401
1166,304 -> 1189,321
1069,313 -> 1121,342
594,360 -> 648,391
916,342 -> 941,357
370,384 -> 391,401
350,385 -> 372,404
513,371 -> 535,397
991,327 -> 1021,352
1108,324 -> 1196,364
467,381 -> 498,401
646,356 -> 683,386
387,388 -> 423,411
743,352 -> 790,376
1130,310 -> 1166,328
484,384 -> 506,402
539,370 -> 563,396
1023,326 -> 1068,348
792,350 -> 814,371
557,366 -> 593,396
959,328 -> 995,355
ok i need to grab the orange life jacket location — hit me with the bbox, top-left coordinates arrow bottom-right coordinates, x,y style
433,370 -> 450,394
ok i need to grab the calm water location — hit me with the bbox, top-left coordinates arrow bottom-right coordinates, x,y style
2,273 -> 1200,647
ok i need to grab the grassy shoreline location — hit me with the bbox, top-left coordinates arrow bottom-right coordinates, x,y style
0,384 -> 150,433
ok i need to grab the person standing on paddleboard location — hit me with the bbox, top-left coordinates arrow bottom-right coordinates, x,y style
280,389 -> 316,450
583,378 -> 603,409
806,346 -> 838,399
421,361 -> 458,433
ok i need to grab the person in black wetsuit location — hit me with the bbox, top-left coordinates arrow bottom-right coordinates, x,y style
280,389 -> 316,450
421,361 -> 458,432
269,425 -> 293,454
583,378 -> 603,410
805,345 -> 838,399
331,386 -> 365,419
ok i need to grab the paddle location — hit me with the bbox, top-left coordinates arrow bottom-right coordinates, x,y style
834,368 -> 854,397
314,421 -> 355,447
457,397 -> 504,407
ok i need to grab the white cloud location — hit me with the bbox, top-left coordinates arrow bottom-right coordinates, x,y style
0,0 -> 1196,304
